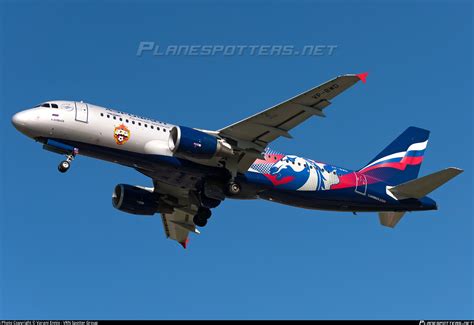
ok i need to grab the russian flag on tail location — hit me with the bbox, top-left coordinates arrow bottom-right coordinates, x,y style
359,127 -> 430,185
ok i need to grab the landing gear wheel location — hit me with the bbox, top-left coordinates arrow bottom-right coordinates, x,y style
57,149 -> 78,174
227,181 -> 241,195
200,195 -> 221,209
197,207 -> 212,219
193,207 -> 212,227
193,215 -> 208,227
58,160 -> 70,173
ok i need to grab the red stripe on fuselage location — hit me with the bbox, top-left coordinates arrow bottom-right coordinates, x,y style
264,174 -> 295,186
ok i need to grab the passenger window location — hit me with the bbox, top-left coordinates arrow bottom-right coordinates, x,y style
100,113 -> 104,117
119,118 -> 123,121
151,125 -> 154,129
132,121 -> 135,124
107,115 -> 110,118
126,119 -> 129,123
145,124 -> 148,128
138,122 -> 142,126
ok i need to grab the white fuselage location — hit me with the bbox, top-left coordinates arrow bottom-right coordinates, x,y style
12,101 -> 227,169
14,101 -> 175,156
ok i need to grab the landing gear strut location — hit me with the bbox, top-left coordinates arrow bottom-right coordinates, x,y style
58,149 -> 78,173
222,158 -> 241,196
193,207 -> 212,227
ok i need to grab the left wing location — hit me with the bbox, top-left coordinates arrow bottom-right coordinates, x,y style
161,208 -> 200,248
153,180 -> 202,248
136,168 -> 217,248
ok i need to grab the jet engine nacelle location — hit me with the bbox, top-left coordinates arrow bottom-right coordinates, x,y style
112,184 -> 159,215
168,126 -> 233,159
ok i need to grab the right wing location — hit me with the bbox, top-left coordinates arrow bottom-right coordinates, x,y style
219,73 -> 368,148
218,73 -> 368,172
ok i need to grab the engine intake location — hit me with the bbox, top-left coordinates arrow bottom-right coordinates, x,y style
168,126 -> 233,159
112,184 -> 159,215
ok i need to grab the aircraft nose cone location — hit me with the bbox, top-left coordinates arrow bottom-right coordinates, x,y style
12,111 -> 27,127
12,110 -> 33,134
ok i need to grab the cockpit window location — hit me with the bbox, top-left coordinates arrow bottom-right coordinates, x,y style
34,102 -> 58,108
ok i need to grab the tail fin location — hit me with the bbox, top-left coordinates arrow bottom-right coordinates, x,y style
359,127 -> 430,185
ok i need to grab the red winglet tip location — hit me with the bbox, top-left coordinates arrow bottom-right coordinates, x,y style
356,72 -> 368,83
179,238 -> 189,249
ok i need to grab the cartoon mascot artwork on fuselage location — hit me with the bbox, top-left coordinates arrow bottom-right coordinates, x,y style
268,155 -> 340,191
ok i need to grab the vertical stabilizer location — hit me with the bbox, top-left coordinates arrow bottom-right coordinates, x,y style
359,127 -> 430,185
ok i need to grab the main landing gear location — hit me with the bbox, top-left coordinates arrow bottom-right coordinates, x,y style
193,207 -> 212,227
222,159 -> 241,196
226,181 -> 241,196
58,150 -> 77,173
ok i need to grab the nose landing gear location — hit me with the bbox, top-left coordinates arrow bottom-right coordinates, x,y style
58,160 -> 71,173
58,149 -> 78,173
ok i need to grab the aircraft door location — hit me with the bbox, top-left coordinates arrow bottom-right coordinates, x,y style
75,101 -> 88,123
355,172 -> 367,195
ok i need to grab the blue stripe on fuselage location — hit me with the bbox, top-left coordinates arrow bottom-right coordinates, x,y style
41,137 -> 435,212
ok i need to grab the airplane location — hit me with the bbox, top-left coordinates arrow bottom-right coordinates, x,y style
11,72 -> 463,248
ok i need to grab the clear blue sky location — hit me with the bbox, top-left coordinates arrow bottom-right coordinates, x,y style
1,0 -> 472,320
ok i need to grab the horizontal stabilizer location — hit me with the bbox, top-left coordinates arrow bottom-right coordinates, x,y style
379,211 -> 406,228
389,167 -> 463,199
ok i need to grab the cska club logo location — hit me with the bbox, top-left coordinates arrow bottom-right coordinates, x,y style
114,124 -> 130,145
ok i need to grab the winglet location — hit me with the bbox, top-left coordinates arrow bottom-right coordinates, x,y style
179,238 -> 189,249
356,72 -> 369,83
